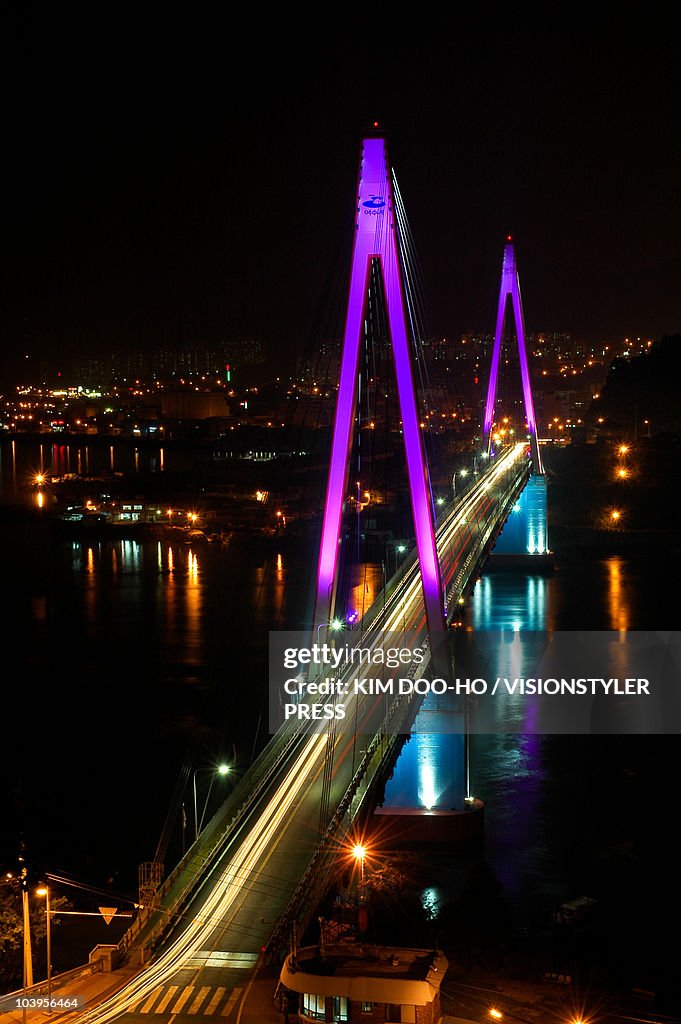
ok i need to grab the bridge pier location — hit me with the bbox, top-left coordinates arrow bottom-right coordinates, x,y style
372,800 -> 484,849
487,473 -> 554,573
371,700 -> 484,849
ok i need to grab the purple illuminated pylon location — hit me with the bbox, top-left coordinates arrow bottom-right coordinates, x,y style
482,240 -> 543,474
315,135 -> 446,642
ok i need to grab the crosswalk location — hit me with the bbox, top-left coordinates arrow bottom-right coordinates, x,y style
187,951 -> 259,970
128,984 -> 243,1016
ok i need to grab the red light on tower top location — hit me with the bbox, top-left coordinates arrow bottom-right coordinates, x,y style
507,234 -> 513,242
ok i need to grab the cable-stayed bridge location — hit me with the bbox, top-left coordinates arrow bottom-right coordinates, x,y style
15,129 -> 549,1023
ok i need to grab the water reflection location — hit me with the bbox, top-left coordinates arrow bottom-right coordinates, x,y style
471,574 -> 551,631
606,557 -> 630,632
421,886 -> 440,920
348,563 -> 384,622
0,439 -> 189,501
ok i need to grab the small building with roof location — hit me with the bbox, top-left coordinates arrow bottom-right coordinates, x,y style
278,942 -> 447,1023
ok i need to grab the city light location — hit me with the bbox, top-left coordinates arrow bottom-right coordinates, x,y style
489,1008 -> 503,1019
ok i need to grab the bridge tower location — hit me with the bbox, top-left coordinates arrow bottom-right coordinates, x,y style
314,128 -> 478,837
483,238 -> 543,474
314,129 -> 449,667
483,240 -> 552,568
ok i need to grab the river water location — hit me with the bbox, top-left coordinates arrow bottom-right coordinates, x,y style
0,440 -> 677,993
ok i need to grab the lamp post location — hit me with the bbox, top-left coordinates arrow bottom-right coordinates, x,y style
35,886 -> 51,1011
352,843 -> 367,901
192,764 -> 231,842
316,618 -> 344,636
388,543 -> 407,577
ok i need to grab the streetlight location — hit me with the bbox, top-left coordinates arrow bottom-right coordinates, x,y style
35,886 -> 51,1011
316,619 -> 344,637
453,469 -> 469,496
352,844 -> 367,898
489,1009 -> 503,1020
192,764 -> 231,842
388,543 -> 407,576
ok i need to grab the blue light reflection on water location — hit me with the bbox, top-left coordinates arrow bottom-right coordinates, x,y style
383,571 -> 559,915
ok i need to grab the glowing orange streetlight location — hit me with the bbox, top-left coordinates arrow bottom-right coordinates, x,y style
489,1009 -> 503,1020
352,843 -> 366,877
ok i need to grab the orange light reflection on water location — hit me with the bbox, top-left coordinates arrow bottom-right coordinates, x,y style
606,556 -> 630,632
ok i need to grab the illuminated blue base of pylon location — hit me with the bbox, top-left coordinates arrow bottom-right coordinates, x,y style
380,728 -> 466,812
491,475 -> 551,559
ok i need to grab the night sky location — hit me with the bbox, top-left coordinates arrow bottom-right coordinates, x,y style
2,13 -> 679,378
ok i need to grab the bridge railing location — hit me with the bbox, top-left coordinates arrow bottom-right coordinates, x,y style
265,634 -> 431,958
118,711 -> 313,959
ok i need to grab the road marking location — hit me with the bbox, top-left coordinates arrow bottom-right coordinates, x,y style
204,987 -> 226,1015
169,985 -> 194,1014
155,986 -> 179,1013
221,986 -> 242,1016
140,989 -> 162,1013
188,950 -> 260,968
187,986 -> 211,1014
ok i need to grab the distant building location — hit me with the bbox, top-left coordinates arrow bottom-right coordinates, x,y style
278,944 -> 447,1023
160,391 -> 230,419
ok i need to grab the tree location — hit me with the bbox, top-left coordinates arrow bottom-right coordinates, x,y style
0,878 -> 70,992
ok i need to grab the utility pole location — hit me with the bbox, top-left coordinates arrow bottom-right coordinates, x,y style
20,859 -> 33,989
